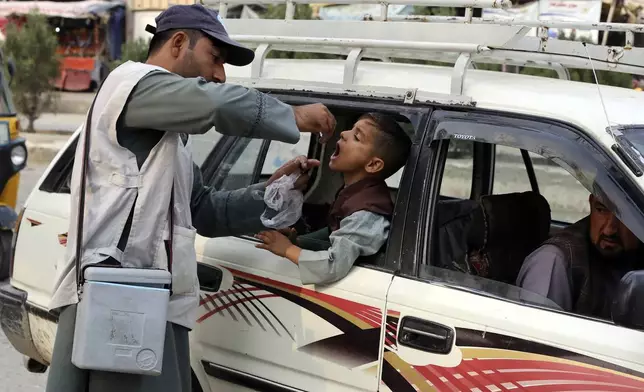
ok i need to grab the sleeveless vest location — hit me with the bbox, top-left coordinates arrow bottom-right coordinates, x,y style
327,177 -> 394,232
544,217 -> 643,319
50,61 -> 199,329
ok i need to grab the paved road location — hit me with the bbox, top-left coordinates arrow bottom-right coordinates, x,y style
1,163 -> 49,391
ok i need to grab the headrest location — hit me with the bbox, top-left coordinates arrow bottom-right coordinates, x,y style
468,191 -> 551,250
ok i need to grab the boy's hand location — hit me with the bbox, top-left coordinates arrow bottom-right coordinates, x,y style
278,227 -> 298,243
255,230 -> 294,258
292,104 -> 336,143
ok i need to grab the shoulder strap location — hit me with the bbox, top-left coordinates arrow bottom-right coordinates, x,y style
75,81 -> 175,291
75,88 -> 102,290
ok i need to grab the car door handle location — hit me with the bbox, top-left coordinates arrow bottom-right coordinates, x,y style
398,316 -> 454,354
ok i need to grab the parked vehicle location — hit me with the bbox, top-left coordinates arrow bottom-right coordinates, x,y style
3,1 -> 644,391
0,0 -> 125,91
0,47 -> 26,281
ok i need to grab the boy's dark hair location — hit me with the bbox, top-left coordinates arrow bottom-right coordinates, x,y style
360,112 -> 412,178
147,29 -> 204,58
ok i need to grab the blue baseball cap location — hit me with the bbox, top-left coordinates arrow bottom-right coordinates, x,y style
145,4 -> 254,66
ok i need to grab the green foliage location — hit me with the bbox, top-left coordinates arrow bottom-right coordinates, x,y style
4,11 -> 60,132
256,4 -> 633,88
260,5 -> 342,60
412,6 -> 457,16
109,37 -> 151,71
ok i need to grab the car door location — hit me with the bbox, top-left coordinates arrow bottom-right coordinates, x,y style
191,103 -> 428,392
378,110 -> 644,391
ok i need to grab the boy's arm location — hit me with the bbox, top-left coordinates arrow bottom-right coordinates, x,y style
297,211 -> 390,285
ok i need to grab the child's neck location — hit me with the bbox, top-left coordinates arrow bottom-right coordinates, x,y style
342,171 -> 373,187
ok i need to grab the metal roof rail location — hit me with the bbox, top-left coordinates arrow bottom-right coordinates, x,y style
198,0 -> 644,99
381,15 -> 644,49
221,18 -> 644,93
207,0 -> 511,20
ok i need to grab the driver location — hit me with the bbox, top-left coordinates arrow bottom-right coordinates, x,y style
517,192 -> 644,318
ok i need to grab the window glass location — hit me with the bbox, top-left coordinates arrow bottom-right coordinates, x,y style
493,145 -> 590,223
440,140 -> 473,199
428,139 -> 569,316
423,112 -> 644,329
212,135 -> 319,191
191,128 -> 223,168
211,138 -> 264,191
492,145 -> 532,194
385,121 -> 416,189
43,128 -> 224,195
530,153 -> 590,223
418,266 -> 562,310
0,72 -> 13,114
261,134 -> 311,176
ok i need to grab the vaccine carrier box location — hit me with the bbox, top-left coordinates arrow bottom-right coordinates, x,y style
71,267 -> 172,376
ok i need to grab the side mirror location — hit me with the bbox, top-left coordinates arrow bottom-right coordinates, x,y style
612,270 -> 644,331
7,59 -> 15,83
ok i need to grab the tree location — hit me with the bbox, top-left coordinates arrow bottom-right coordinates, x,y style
109,38 -> 151,71
4,11 -> 60,133
260,5 -> 341,60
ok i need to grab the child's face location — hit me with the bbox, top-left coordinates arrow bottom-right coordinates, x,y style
329,118 -> 384,176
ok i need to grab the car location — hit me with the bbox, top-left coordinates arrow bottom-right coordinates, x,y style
3,2 -> 644,391
0,47 -> 27,281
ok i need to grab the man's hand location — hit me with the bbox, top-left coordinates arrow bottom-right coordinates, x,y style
293,104 -> 337,143
268,155 -> 320,191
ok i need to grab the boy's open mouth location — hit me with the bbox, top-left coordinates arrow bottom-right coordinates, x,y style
331,142 -> 341,160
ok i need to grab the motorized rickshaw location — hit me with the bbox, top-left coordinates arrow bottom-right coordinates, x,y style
0,47 -> 26,280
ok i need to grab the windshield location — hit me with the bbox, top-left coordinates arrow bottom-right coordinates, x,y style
0,67 -> 15,115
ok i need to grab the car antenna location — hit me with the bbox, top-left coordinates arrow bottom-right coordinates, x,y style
582,42 -> 617,143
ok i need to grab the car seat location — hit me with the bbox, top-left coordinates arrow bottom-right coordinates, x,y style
466,191 -> 552,284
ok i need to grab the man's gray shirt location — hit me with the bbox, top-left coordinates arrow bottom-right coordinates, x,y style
116,71 -> 300,240
516,245 -> 573,311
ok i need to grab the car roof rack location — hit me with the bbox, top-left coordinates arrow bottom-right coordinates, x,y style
201,0 -> 644,96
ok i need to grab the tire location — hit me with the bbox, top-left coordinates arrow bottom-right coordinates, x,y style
0,229 -> 13,280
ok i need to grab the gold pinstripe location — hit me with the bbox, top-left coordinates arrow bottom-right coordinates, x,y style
384,351 -> 437,392
461,347 -> 644,382
240,275 -> 375,329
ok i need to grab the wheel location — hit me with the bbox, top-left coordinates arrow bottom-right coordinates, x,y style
0,229 -> 13,280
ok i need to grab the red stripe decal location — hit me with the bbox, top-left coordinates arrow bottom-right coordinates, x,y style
197,293 -> 277,323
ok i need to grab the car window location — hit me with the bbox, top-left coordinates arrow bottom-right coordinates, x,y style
492,145 -> 532,194
427,138 -> 582,314
40,129 -> 224,195
211,135 -> 313,191
191,128 -> 223,168
440,140 -> 473,199
493,145 -> 590,223
419,111 -> 644,327
210,137 -> 265,191
261,134 -> 311,176
385,121 -> 416,190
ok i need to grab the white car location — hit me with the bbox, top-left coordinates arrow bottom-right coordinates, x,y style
4,7 -> 644,392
